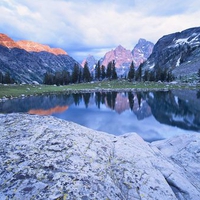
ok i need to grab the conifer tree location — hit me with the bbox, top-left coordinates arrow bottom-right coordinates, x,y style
111,60 -> 118,80
167,70 -> 173,82
106,61 -> 112,80
4,72 -> 11,84
83,62 -> 91,82
128,61 -> 135,81
101,65 -> 106,80
149,71 -> 155,82
71,63 -> 79,83
136,63 -> 142,82
78,68 -> 82,83
62,70 -> 70,85
143,70 -> 149,82
43,72 -> 50,84
54,71 -> 62,85
0,71 -> 3,83
95,61 -> 101,80
155,68 -> 162,82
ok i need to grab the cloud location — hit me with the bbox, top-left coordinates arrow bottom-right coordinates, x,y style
134,0 -> 200,16
0,0 -> 200,61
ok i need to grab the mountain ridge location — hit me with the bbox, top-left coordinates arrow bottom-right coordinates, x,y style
16,40 -> 67,55
0,33 -> 68,56
143,26 -> 200,80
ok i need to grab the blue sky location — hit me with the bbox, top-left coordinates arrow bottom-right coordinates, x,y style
0,0 -> 200,62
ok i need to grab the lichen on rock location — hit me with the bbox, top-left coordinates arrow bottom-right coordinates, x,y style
0,113 -> 199,199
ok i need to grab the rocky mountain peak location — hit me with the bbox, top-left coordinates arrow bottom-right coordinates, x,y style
132,38 -> 154,67
16,40 -> 67,55
138,38 -> 147,44
115,45 -> 126,51
101,45 -> 133,69
0,33 -> 20,48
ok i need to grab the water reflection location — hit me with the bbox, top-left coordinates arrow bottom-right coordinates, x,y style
0,90 -> 199,141
145,90 -> 200,132
28,105 -> 69,115
197,90 -> 200,99
0,94 -> 73,114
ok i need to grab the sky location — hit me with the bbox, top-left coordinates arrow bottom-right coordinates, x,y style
0,0 -> 200,62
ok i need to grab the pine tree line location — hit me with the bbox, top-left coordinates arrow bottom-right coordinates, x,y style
1,60 -> 199,85
142,68 -> 174,82
43,61 -> 119,85
94,60 -> 117,81
0,71 -> 15,84
127,62 -> 174,82
43,60 -> 178,85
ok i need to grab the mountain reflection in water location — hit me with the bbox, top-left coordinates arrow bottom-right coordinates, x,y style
0,90 -> 200,142
28,105 -> 69,115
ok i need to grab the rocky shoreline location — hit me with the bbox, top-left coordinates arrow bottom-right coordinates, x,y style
0,113 -> 200,199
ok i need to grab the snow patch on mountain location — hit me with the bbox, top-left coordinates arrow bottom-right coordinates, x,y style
176,57 -> 181,67
149,63 -> 155,69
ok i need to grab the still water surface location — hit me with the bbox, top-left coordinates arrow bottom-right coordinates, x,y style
1,90 -> 200,142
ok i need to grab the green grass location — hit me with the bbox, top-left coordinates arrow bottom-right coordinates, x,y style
0,80 -> 200,99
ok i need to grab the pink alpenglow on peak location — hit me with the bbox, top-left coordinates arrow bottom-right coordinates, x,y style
0,33 -> 67,55
16,40 -> 67,55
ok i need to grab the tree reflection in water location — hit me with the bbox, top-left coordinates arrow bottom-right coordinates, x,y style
197,90 -> 200,99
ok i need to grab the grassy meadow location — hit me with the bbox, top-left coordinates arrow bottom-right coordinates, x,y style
0,80 -> 200,99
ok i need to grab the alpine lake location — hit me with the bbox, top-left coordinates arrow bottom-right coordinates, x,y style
1,88 -> 200,142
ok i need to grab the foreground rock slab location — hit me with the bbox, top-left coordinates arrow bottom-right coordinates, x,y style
0,114 -> 199,200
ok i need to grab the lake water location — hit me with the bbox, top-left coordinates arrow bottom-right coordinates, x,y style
1,89 -> 200,142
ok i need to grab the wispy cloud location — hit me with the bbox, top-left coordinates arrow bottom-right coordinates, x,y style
0,0 -> 200,61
